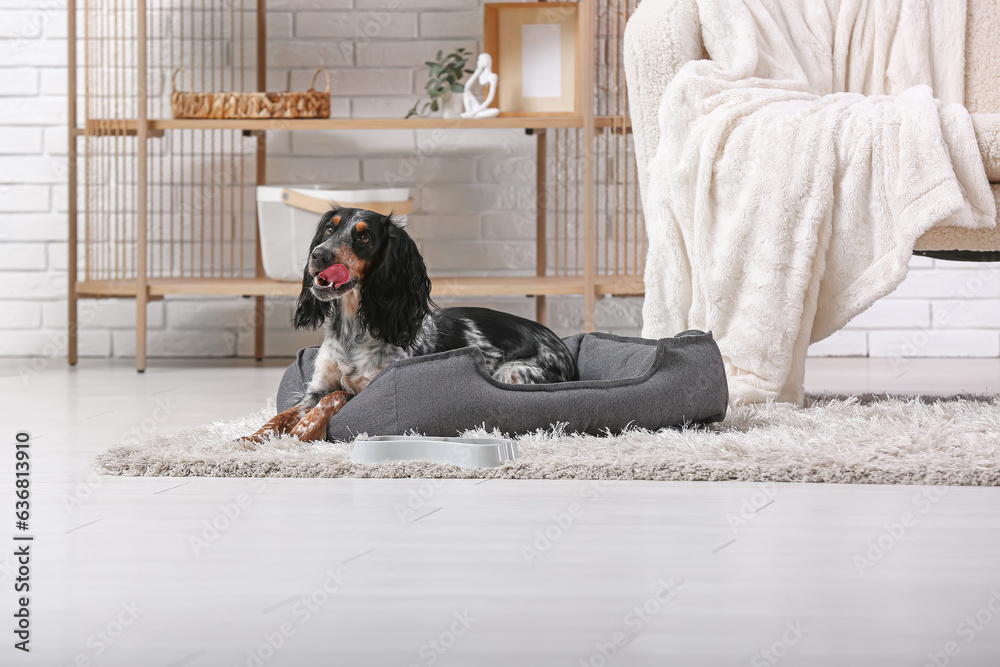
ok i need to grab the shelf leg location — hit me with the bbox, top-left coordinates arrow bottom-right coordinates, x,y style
253,0 -> 267,362
581,0 -> 597,332
136,0 -> 148,372
253,132 -> 266,361
136,292 -> 147,373
68,0 -> 78,366
254,297 -> 265,361
535,129 -> 547,325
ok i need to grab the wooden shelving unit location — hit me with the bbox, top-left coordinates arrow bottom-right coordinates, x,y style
67,0 -> 643,370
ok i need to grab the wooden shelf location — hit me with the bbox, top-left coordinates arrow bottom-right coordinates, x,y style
76,278 -> 298,297
75,274 -> 643,299
150,278 -> 299,296
76,280 -> 140,298
150,116 -> 583,131
77,119 -> 165,138
76,116 -> 630,134
595,275 -> 645,296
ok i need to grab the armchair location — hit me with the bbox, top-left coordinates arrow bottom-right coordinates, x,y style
624,0 -> 1000,261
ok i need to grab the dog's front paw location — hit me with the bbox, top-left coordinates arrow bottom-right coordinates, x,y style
235,406 -> 307,445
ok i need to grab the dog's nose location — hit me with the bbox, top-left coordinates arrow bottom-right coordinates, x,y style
311,246 -> 333,266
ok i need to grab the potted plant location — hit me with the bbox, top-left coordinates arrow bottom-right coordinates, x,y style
405,48 -> 474,119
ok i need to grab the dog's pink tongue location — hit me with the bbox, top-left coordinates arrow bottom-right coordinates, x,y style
319,264 -> 350,288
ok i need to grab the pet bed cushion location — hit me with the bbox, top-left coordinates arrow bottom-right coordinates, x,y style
275,330 -> 729,440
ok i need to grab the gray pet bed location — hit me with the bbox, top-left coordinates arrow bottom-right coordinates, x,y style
276,330 -> 728,440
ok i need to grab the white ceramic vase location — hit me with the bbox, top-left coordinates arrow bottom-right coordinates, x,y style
441,91 -> 464,119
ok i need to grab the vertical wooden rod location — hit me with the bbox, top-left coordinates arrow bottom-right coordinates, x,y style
83,1 -> 89,283
198,0 -> 206,278
553,129 -> 560,276
114,0 -> 122,282
84,0 -> 92,283
68,0 -> 78,366
98,0 -> 106,279
602,0 -> 610,279
535,129 -> 547,325
168,0 -> 176,277
253,0 -> 267,361
566,131 -> 571,277
157,2 -> 164,277
103,0 -> 110,281
136,0 -> 149,372
581,0 -> 597,331
238,0 -> 246,277
632,0 -> 642,276
572,128 -> 577,275
605,3 -> 625,276
229,4 -> 237,278
211,0 -> 219,278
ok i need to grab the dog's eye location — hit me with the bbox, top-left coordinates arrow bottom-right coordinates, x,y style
358,232 -> 370,244
325,226 -> 333,236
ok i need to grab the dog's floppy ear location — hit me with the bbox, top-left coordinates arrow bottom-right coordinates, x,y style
358,215 -> 433,347
292,210 -> 337,330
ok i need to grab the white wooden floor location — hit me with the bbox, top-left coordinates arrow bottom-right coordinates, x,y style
2,356 -> 999,666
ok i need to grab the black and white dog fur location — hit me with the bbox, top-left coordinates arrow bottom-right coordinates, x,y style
244,207 -> 577,442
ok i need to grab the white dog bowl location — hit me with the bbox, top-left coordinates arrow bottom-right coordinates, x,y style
350,436 -> 518,468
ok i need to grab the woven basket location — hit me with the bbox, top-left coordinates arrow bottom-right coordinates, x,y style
170,68 -> 331,120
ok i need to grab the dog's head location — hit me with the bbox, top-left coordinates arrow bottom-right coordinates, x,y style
293,207 -> 433,348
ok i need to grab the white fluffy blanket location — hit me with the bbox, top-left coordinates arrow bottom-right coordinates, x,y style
641,0 -> 996,405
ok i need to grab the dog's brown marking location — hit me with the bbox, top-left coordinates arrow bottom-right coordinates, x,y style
335,247 -> 372,282
239,404 -> 303,443
240,391 -> 353,444
340,373 -> 373,395
332,215 -> 341,224
337,289 -> 361,320
290,391 -> 352,442
355,221 -> 368,233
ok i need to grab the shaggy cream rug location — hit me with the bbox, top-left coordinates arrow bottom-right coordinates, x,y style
94,394 -> 1000,485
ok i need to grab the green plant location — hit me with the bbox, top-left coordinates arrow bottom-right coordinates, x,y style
405,48 -> 474,118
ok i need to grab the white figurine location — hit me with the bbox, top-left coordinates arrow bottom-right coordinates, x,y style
461,53 -> 501,119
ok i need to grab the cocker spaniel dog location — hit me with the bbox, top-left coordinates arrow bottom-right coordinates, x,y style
244,207 -> 577,442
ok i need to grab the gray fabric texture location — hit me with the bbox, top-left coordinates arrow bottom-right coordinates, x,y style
275,330 -> 729,440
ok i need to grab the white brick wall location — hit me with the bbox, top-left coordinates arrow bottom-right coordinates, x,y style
0,1 -> 998,360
